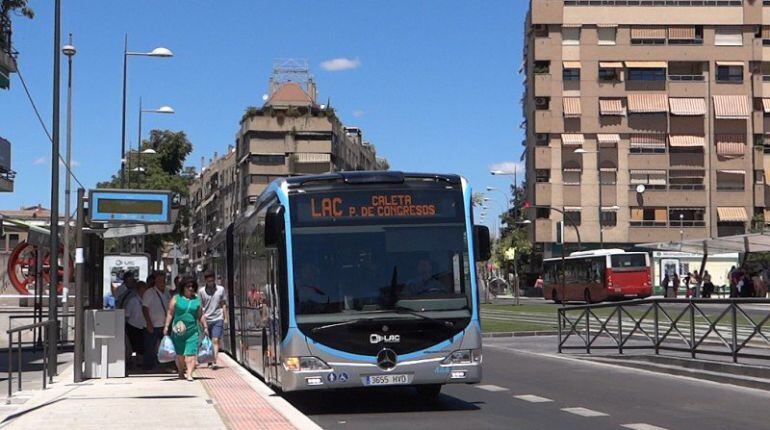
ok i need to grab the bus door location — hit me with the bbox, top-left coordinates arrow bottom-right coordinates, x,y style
661,259 -> 680,284
265,250 -> 281,385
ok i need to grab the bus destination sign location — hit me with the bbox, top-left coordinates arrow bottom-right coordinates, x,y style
292,190 -> 462,225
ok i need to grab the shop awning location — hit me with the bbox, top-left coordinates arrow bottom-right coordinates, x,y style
716,135 -> 746,157
630,27 -> 667,40
597,134 -> 621,145
599,61 -> 624,68
628,93 -> 668,113
599,99 -> 625,116
561,134 -> 585,146
669,98 -> 706,116
563,97 -> 582,116
624,61 -> 667,69
630,134 -> 666,149
563,61 -> 582,69
669,135 -> 705,147
717,207 -> 748,222
762,99 -> 770,114
713,95 -> 750,119
668,26 -> 696,40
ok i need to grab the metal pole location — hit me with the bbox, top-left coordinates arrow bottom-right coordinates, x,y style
62,33 -> 74,344
137,97 -> 142,185
7,332 -> 12,402
35,249 -> 42,349
120,34 -> 128,188
598,152 -> 604,248
74,188 -> 85,383
17,332 -> 21,392
48,0 -> 62,378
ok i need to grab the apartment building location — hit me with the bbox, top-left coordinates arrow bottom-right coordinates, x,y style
523,0 -> 770,257
235,60 -> 382,211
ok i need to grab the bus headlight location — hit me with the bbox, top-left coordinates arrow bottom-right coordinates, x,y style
441,349 -> 482,365
283,356 -> 331,372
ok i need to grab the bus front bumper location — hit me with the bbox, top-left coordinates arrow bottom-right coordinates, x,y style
279,358 -> 482,392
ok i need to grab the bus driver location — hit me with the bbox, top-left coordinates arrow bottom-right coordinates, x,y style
406,258 -> 447,296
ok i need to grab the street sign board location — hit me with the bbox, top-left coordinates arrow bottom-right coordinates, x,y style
89,189 -> 172,224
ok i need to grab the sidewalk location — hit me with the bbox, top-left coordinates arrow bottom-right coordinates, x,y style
0,354 -> 319,430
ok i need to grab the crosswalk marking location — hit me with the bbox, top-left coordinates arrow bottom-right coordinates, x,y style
514,394 -> 553,403
622,424 -> 669,430
475,384 -> 509,392
561,407 -> 609,417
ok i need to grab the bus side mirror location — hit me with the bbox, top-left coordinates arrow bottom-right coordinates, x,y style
474,225 -> 491,262
264,205 -> 284,248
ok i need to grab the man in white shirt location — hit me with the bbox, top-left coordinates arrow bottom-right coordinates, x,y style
118,281 -> 146,370
142,271 -> 169,370
199,270 -> 227,369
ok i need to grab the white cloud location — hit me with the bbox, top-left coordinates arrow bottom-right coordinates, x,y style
33,157 -> 46,166
71,160 -> 81,167
320,57 -> 361,72
352,109 -> 365,118
489,161 -> 523,174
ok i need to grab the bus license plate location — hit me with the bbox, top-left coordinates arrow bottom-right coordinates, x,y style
365,374 -> 411,386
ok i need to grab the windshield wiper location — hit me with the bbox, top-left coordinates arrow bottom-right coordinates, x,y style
311,317 -> 376,333
392,306 -> 455,329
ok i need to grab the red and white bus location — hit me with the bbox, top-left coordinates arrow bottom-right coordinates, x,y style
542,249 -> 652,303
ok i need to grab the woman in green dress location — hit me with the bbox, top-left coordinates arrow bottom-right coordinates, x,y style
163,277 -> 209,381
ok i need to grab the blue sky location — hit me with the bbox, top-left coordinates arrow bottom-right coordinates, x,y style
1,0 -> 526,231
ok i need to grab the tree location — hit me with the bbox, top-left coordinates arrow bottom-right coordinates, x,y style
1,0 -> 34,19
98,129 -> 194,247
493,182 -> 534,283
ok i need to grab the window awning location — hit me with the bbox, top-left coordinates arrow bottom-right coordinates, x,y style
597,134 -> 621,145
563,206 -> 582,211
295,153 -> 331,163
713,95 -> 750,119
630,169 -> 666,175
599,61 -> 624,68
599,167 -> 618,172
563,168 -> 582,172
563,61 -> 582,69
628,93 -> 668,113
624,61 -> 667,69
669,135 -> 705,148
669,98 -> 706,116
716,135 -> 746,157
717,207 -> 748,222
717,169 -> 746,175
630,27 -> 667,40
716,61 -> 744,67
597,24 -> 618,28
561,134 -> 585,146
601,206 -> 620,211
630,134 -> 666,149
563,97 -> 582,116
669,169 -> 705,178
762,99 -> 770,114
668,26 -> 696,40
599,99 -> 625,116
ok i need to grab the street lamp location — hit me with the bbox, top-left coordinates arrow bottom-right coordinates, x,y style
62,34 -> 75,348
574,147 -> 608,249
132,97 -> 174,186
120,35 -> 174,187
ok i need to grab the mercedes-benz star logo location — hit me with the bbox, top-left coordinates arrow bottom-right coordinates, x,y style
376,348 -> 397,370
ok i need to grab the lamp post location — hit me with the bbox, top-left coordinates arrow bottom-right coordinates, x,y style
48,0 -> 62,378
132,98 -> 173,186
120,35 -> 173,187
61,35 -> 76,344
574,148 -> 606,249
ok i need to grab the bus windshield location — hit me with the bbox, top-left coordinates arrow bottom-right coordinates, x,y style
610,254 -> 647,269
291,186 -> 473,323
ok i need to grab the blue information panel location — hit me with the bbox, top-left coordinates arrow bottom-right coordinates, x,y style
89,189 -> 172,224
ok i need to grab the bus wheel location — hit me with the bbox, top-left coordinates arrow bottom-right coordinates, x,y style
415,384 -> 442,399
584,289 -> 592,304
552,290 -> 560,304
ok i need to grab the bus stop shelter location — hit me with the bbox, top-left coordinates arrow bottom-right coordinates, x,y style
637,232 -> 770,296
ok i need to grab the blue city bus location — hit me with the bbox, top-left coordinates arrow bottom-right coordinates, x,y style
211,171 -> 490,397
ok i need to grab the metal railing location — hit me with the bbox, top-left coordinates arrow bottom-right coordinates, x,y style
558,298 -> 770,364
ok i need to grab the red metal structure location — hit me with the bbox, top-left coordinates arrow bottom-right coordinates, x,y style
6,241 -> 72,295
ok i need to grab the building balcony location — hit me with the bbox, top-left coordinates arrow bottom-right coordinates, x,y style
628,153 -> 669,170
627,187 -> 705,207
713,190 -> 750,207
533,219 -> 553,243
754,147 -> 764,170
754,112 -> 766,135
535,183 -> 551,206
628,226 -> 709,244
667,78 -> 707,98
533,37 -> 555,61
534,147 -> 551,169
534,111 -> 557,133
534,74 -> 552,97
755,184 -> 767,207
563,184 -> 582,206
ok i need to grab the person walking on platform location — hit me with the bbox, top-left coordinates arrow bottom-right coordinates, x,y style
661,274 -> 670,298
672,273 -> 680,299
142,271 -> 170,371
164,277 -> 208,381
119,280 -> 146,369
199,270 -> 227,369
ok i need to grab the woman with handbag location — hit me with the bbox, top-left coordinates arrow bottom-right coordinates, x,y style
163,277 -> 209,381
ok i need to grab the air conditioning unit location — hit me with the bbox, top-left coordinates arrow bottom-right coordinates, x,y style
535,97 -> 548,105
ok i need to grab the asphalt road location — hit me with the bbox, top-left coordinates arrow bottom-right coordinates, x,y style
287,337 -> 770,430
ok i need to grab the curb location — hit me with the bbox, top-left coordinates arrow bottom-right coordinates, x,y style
482,330 -> 559,338
219,354 -> 322,430
0,363 -> 76,428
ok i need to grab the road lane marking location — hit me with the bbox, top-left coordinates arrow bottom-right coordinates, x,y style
514,394 -> 553,403
561,407 -> 609,417
476,384 -> 509,392
622,424 -> 669,430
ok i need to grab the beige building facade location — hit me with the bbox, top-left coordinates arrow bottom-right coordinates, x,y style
524,0 -> 770,256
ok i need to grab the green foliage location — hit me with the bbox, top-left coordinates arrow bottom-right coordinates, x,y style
472,192 -> 485,208
1,0 -> 34,19
241,106 -> 260,123
97,129 -> 194,244
493,182 -> 532,274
